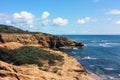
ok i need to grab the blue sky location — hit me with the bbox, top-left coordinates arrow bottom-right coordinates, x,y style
0,0 -> 120,34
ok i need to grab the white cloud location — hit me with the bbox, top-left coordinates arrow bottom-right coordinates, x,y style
41,11 -> 50,26
53,17 -> 68,26
77,17 -> 91,25
77,19 -> 86,24
5,20 -> 11,24
41,11 -> 50,20
85,17 -> 91,21
115,20 -> 120,25
13,11 -> 34,24
29,25 -> 34,28
107,9 -> 120,15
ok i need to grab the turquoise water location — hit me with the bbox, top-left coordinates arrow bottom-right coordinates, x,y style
63,35 -> 120,80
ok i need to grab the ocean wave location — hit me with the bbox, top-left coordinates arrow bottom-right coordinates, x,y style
71,51 -> 76,54
101,40 -> 108,42
76,56 -> 97,60
82,56 -> 97,60
104,67 -> 115,71
72,47 -> 78,50
99,74 -> 120,80
99,43 -> 111,47
99,42 -> 120,47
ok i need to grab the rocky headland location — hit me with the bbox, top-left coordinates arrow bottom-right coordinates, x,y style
0,24 -> 100,80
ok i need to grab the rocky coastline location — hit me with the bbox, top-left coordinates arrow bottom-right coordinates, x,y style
0,24 -> 100,80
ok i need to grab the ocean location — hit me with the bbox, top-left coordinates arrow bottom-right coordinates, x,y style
62,35 -> 120,80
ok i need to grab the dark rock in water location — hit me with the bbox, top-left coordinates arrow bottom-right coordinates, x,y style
75,42 -> 84,47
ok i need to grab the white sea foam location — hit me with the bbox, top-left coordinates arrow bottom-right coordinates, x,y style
89,65 -> 95,67
71,51 -> 76,54
118,74 -> 120,77
99,43 -> 110,47
101,40 -> 108,42
84,44 -> 87,46
99,42 -> 120,47
72,47 -> 78,50
75,55 -> 98,60
99,74 -> 120,80
80,56 -> 97,60
107,42 -> 120,46
104,68 -> 115,70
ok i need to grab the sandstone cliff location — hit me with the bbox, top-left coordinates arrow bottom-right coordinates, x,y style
0,48 -> 100,80
0,42 -> 100,80
0,25 -> 100,80
0,33 -> 84,49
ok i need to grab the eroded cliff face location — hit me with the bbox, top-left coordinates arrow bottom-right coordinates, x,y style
0,49 -> 100,80
0,33 -> 84,49
0,33 -> 100,80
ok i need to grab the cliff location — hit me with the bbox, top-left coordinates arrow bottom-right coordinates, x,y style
0,33 -> 84,49
0,48 -> 99,80
0,25 -> 100,80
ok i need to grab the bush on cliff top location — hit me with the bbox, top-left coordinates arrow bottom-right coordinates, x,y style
0,46 -> 64,66
0,48 -> 12,62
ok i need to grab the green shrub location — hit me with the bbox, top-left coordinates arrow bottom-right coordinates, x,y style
12,46 -> 64,66
0,48 -> 12,62
0,46 -> 64,66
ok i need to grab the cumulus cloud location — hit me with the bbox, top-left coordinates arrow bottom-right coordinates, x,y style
107,9 -> 120,15
41,11 -> 50,20
77,19 -> 86,24
115,20 -> 120,25
53,17 -> 68,26
5,20 -> 11,24
41,11 -> 50,26
12,11 -> 34,24
77,17 -> 91,25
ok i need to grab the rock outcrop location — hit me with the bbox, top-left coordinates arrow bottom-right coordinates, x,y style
0,41 -> 100,80
0,49 -> 100,80
0,33 -> 84,49
0,25 -> 100,80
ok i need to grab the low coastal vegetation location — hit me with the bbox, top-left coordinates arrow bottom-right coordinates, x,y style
0,46 -> 64,67
0,24 -> 25,33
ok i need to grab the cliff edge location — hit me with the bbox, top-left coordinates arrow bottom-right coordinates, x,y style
0,33 -> 84,49
0,24 -> 100,80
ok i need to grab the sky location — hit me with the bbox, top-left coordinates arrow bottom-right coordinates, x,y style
0,0 -> 120,35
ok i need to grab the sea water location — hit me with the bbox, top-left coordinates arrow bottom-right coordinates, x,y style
63,35 -> 120,80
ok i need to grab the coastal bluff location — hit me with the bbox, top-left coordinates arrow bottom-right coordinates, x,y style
0,33 -> 84,49
0,24 -> 100,80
